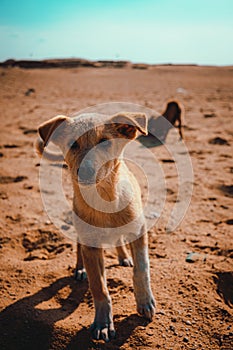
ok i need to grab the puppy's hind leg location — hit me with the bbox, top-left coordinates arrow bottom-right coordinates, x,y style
130,228 -> 156,320
74,243 -> 87,281
116,238 -> 133,267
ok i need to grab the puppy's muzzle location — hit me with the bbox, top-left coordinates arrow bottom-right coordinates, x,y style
78,160 -> 95,184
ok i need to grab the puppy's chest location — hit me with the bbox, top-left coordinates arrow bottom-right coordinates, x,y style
73,173 -> 141,228
74,189 -> 136,228
74,200 -> 136,228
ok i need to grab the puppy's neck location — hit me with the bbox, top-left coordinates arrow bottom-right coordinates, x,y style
73,159 -> 122,206
72,159 -> 140,228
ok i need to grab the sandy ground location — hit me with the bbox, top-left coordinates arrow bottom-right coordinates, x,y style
0,65 -> 232,350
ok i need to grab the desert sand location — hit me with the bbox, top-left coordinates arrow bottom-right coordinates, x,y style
0,63 -> 232,349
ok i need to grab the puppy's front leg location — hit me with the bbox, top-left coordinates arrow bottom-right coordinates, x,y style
81,246 -> 115,342
130,230 -> 156,320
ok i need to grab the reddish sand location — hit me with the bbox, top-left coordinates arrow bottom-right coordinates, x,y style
0,64 -> 232,350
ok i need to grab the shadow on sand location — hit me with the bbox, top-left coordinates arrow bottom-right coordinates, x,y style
0,276 -> 151,350
67,314 -> 150,350
0,276 -> 88,350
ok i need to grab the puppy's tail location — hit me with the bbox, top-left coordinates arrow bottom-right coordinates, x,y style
35,137 -> 64,162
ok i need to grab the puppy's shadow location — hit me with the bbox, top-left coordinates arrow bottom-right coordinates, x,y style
114,314 -> 150,348
67,314 -> 150,350
0,276 -> 88,350
138,116 -> 173,148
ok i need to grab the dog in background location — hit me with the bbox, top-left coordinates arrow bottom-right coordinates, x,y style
36,111 -> 155,342
160,100 -> 184,140
139,100 -> 184,147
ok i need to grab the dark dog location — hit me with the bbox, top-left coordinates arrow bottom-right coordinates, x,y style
139,100 -> 184,147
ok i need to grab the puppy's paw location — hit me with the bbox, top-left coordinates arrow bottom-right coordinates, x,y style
90,321 -> 116,342
119,257 -> 133,267
91,299 -> 115,342
137,296 -> 156,321
74,267 -> 87,281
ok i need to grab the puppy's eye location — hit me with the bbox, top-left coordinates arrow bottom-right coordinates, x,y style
98,138 -> 111,147
70,141 -> 80,150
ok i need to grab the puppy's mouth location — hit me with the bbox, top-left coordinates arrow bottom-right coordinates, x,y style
78,179 -> 96,186
76,160 -> 117,186
76,165 -> 97,186
76,168 -> 110,186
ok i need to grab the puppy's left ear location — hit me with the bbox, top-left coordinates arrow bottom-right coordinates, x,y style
111,112 -> 148,138
38,115 -> 69,146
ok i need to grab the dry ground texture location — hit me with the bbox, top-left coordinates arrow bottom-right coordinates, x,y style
0,64 -> 232,349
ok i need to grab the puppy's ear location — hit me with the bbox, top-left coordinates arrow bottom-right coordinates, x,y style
38,115 -> 68,146
111,112 -> 148,138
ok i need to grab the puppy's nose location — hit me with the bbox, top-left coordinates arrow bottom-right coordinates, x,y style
78,166 -> 95,182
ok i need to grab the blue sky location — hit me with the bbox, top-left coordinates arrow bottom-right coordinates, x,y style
0,0 -> 232,65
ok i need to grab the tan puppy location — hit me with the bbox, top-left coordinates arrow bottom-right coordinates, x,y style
36,112 -> 155,341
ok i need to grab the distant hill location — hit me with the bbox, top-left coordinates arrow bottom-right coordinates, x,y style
0,58 -> 131,69
0,58 -> 200,69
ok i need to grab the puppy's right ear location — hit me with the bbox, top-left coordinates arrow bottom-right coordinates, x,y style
38,115 -> 68,146
111,112 -> 148,139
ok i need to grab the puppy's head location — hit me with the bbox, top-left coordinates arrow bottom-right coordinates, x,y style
38,112 -> 147,185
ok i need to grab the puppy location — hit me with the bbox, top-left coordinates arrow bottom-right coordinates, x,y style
36,112 -> 155,341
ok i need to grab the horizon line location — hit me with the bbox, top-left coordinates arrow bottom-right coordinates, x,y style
1,57 -> 232,68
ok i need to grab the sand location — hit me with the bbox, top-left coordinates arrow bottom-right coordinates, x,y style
0,64 -> 232,349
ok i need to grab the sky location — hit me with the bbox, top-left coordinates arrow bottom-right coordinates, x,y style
0,0 -> 232,65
